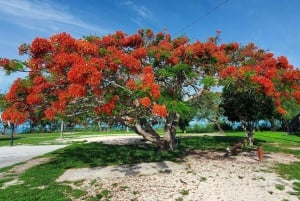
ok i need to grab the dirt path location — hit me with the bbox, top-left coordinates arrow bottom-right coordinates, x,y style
0,145 -> 67,168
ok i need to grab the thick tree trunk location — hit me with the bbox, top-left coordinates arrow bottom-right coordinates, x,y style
127,114 -> 179,150
133,119 -> 164,149
246,130 -> 254,146
242,121 -> 255,146
163,113 -> 180,151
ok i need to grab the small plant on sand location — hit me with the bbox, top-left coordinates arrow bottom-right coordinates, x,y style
275,184 -> 285,191
96,189 -> 111,199
200,177 -> 207,182
180,189 -> 189,195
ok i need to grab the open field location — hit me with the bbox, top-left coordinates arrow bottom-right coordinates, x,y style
0,131 -> 299,200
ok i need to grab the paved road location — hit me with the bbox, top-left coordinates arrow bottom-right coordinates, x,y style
0,145 -> 67,168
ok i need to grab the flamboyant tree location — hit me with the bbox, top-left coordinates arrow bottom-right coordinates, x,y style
0,30 -> 232,150
0,30 -> 299,149
219,43 -> 300,145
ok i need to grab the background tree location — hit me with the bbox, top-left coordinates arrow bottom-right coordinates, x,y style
190,90 -> 224,132
221,84 -> 277,145
219,43 -> 300,145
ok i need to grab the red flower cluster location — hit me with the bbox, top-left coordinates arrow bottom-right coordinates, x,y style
119,54 -> 142,73
100,96 -> 118,115
151,104 -> 167,117
5,78 -> 27,102
68,84 -> 87,98
132,47 -> 147,59
26,93 -> 43,105
139,97 -> 152,108
219,66 -> 237,78
277,56 -> 289,69
44,108 -> 56,120
0,58 -> 10,67
76,39 -> 99,56
251,76 -> 274,95
50,32 -> 76,53
126,79 -> 139,90
293,91 -> 300,102
1,107 -> 27,125
30,38 -> 52,57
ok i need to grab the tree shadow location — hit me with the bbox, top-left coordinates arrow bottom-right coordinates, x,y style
49,142 -> 185,169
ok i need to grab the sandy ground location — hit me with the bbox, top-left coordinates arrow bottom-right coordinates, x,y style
57,136 -> 300,201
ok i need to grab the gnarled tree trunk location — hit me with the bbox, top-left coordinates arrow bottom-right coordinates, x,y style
130,114 -> 179,151
163,113 -> 180,151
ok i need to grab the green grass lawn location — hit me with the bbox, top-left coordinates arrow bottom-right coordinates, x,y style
0,131 -> 299,200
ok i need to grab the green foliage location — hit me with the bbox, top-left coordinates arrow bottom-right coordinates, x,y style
166,101 -> 190,116
191,91 -> 223,123
159,64 -> 192,78
222,84 -> 277,122
200,76 -> 217,88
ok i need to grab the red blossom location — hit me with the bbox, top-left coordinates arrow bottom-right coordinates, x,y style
76,39 -> 99,55
30,37 -> 52,57
26,93 -> 43,105
150,84 -> 160,100
277,56 -> 289,69
132,47 -> 147,59
0,58 -> 10,67
293,91 -> 300,102
126,79 -> 139,90
277,106 -> 287,115
44,108 -> 56,120
219,66 -> 237,78
139,97 -> 152,108
68,84 -> 87,98
119,54 -> 142,73
50,32 -> 76,53
100,96 -> 118,115
151,104 -> 167,117
1,107 -> 27,125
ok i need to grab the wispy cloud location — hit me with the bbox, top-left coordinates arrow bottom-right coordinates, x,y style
121,1 -> 153,27
0,0 -> 109,36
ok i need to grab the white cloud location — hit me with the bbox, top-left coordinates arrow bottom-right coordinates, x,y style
121,0 -> 153,27
0,0 -> 109,36
122,1 -> 152,18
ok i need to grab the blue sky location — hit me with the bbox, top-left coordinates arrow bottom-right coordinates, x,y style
0,0 -> 300,92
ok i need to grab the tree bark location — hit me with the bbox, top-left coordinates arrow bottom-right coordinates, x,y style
163,113 -> 180,151
242,121 -> 255,146
10,124 -> 15,146
246,130 -> 254,146
126,114 -> 179,151
60,119 -> 64,139
132,118 -> 164,148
